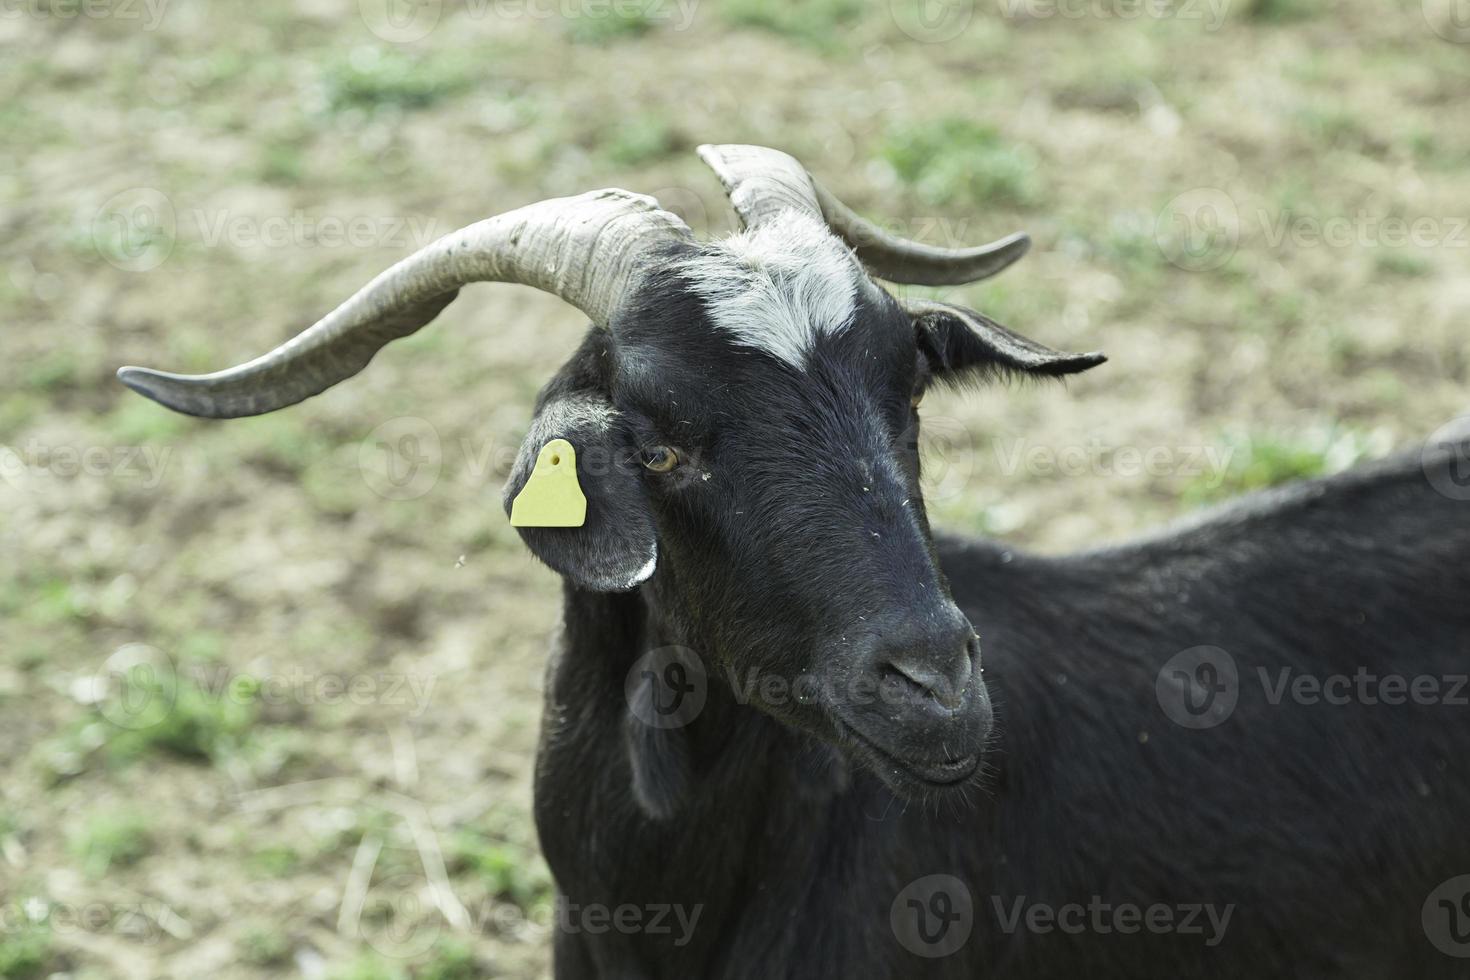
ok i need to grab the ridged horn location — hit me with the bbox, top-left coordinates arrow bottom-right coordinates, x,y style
117,188 -> 693,419
696,143 -> 1030,286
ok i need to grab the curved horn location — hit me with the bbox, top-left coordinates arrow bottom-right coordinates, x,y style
696,143 -> 1029,286
117,188 -> 693,419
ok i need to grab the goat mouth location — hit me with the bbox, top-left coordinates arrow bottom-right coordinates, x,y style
844,726 -> 982,790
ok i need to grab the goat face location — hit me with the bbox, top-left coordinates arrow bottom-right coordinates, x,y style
504,212 -> 1102,799
115,145 -> 1102,802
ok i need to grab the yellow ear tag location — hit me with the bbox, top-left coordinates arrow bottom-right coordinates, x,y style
510,439 -> 587,528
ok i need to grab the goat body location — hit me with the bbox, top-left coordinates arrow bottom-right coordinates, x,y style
536,445 -> 1470,979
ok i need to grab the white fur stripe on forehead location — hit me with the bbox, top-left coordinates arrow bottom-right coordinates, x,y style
674,211 -> 868,368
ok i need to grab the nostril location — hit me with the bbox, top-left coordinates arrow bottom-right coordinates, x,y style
882,657 -> 968,712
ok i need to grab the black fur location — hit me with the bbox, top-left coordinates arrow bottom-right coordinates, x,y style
512,256 -> 1470,978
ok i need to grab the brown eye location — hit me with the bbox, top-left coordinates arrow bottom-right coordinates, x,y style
641,446 -> 679,473
910,388 -> 925,410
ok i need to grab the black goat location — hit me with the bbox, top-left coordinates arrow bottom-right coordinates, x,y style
119,144 -> 1470,978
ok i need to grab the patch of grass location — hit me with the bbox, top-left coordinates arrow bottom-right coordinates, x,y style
104,670 -> 258,765
320,48 -> 475,114
327,954 -> 408,980
238,926 -> 292,967
418,941 -> 480,980
565,7 -> 655,44
1238,0 -> 1313,22
248,843 -> 303,878
605,115 -> 680,167
0,922 -> 52,979
105,397 -> 190,445
449,807 -> 553,911
1374,250 -> 1432,278
69,810 -> 154,877
1182,427 -> 1386,506
880,118 -> 1041,209
721,0 -> 865,50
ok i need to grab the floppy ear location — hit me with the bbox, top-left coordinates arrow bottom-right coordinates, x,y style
907,298 -> 1106,381
502,332 -> 657,592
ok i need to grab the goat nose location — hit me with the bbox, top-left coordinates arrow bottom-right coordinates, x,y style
879,631 -> 978,712
884,648 -> 972,710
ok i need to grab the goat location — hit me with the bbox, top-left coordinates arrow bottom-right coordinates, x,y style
119,144 -> 1470,978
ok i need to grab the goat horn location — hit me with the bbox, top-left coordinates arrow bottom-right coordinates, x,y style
696,143 -> 1029,286
117,188 -> 693,419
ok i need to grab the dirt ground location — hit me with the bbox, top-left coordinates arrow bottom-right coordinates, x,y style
2,0 -> 1468,977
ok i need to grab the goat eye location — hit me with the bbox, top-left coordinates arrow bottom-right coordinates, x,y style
641,446 -> 679,473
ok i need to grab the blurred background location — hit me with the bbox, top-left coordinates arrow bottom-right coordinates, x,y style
2,0 -> 1468,976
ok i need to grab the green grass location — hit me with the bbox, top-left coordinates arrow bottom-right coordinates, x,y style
605,114 -> 680,167
449,806 -> 553,911
1374,250 -> 1432,278
880,118 -> 1041,209
328,954 -> 408,980
0,923 -> 52,980
320,48 -> 476,114
1238,0 -> 1314,22
104,670 -> 259,765
69,810 -> 154,877
1183,427 -> 1384,506
565,8 -> 655,44
238,926 -> 292,967
248,843 -> 304,878
721,0 -> 865,49
417,941 -> 481,980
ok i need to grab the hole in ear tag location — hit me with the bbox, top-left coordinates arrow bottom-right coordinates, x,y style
510,438 -> 587,528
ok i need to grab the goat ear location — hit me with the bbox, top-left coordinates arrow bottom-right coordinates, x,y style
502,335 -> 657,592
908,298 -> 1106,380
